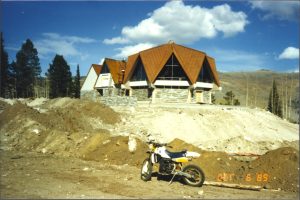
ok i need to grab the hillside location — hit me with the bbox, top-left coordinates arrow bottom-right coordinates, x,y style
214,71 -> 299,122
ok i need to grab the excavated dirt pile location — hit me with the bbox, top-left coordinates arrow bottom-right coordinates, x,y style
79,132 -> 148,166
0,98 -> 120,155
0,98 -> 298,193
168,138 -> 299,192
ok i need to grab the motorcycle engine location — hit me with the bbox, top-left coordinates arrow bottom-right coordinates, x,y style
159,158 -> 175,174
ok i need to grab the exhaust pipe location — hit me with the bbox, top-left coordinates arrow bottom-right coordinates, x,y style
177,171 -> 193,179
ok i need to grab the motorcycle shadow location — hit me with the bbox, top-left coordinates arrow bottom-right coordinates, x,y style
151,172 -> 185,185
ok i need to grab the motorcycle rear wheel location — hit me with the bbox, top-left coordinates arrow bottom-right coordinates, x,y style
182,164 -> 205,187
140,158 -> 152,181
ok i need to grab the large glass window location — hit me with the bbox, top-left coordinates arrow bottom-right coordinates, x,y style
131,58 -> 147,81
101,62 -> 109,74
156,54 -> 188,81
197,58 -> 214,83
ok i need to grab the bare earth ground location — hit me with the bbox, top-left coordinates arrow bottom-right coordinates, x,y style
1,150 -> 298,199
0,98 -> 299,199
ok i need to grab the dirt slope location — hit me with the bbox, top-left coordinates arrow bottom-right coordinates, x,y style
0,97 -> 299,194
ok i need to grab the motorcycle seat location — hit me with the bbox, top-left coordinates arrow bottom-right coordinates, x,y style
166,150 -> 187,158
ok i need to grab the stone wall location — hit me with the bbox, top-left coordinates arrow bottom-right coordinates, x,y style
80,90 -> 100,101
99,96 -> 137,107
132,88 -> 149,101
203,91 -> 211,104
81,89 -> 137,106
155,88 -> 189,103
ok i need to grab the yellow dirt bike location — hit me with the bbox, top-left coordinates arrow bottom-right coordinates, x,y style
141,140 -> 205,187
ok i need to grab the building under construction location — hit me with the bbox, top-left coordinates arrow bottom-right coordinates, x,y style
81,42 -> 221,104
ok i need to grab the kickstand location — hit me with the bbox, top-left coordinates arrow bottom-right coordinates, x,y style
169,172 -> 178,185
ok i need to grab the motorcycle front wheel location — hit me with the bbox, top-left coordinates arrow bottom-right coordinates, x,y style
182,164 -> 205,187
140,158 -> 152,181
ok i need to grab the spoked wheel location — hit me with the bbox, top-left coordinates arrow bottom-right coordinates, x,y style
182,164 -> 205,187
141,158 -> 152,181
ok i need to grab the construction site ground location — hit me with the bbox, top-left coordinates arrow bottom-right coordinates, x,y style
1,150 -> 298,199
0,97 -> 299,199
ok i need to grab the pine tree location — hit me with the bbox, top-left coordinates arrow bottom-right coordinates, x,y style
14,39 -> 41,98
74,64 -> 81,98
7,61 -> 17,98
0,32 -> 9,97
267,80 -> 282,118
224,91 -> 235,105
224,91 -> 240,106
47,55 -> 72,98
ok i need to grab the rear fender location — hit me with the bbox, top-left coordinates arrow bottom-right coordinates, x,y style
186,151 -> 200,158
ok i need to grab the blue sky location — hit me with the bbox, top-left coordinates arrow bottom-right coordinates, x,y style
1,0 -> 299,76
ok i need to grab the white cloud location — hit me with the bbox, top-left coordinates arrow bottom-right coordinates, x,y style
5,46 -> 19,51
99,58 -> 105,65
211,48 -> 267,71
35,33 -> 97,59
278,47 -> 299,59
250,1 -> 300,20
104,1 -> 248,47
103,37 -> 130,45
115,43 -> 155,58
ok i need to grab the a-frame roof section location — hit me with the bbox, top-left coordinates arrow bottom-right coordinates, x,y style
124,53 -> 139,83
172,44 -> 206,84
81,64 -> 102,90
92,64 -> 102,75
205,56 -> 220,87
139,44 -> 173,83
104,58 -> 126,84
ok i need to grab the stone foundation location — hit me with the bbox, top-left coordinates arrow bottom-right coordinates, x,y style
99,96 -> 137,106
154,88 -> 189,103
131,88 -> 149,101
81,88 -> 211,105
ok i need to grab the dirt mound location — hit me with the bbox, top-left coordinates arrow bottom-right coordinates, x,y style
168,138 -> 299,192
0,98 -> 121,154
234,147 -> 299,192
79,133 -> 148,167
40,98 -> 121,125
1,98 -> 298,193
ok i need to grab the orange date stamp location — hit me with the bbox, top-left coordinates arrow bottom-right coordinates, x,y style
217,172 -> 269,182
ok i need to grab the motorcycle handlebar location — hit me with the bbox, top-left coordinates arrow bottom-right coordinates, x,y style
146,140 -> 171,148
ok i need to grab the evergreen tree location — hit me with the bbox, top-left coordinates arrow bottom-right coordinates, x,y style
224,91 -> 235,105
224,91 -> 240,106
233,99 -> 240,106
267,80 -> 282,117
14,39 -> 41,98
74,64 -> 81,98
0,32 -> 9,97
7,61 -> 17,98
47,55 -> 72,98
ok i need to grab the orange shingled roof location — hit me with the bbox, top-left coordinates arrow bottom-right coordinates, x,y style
123,42 -> 220,86
103,58 -> 126,84
205,56 -> 220,87
92,64 -> 102,75
172,44 -> 206,84
139,44 -> 173,83
124,53 -> 139,83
